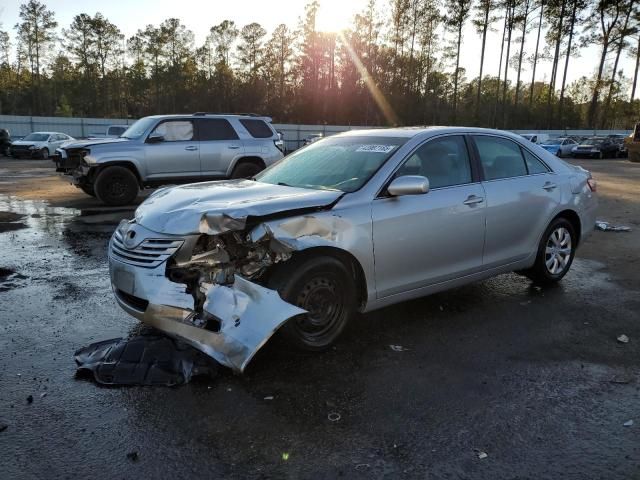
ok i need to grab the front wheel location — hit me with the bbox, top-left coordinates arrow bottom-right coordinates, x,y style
94,166 -> 139,206
523,218 -> 576,285
268,256 -> 356,351
40,148 -> 49,160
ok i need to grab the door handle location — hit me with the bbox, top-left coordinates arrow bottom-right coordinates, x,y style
185,146 -> 198,151
228,146 -> 240,149
543,182 -> 557,191
463,195 -> 484,206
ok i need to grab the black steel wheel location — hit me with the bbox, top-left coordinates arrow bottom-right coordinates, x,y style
268,255 -> 356,351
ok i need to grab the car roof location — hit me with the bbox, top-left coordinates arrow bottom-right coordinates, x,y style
335,126 -> 530,140
143,114 -> 272,121
28,131 -> 67,136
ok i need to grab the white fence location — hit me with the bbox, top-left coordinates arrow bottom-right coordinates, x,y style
0,114 -> 632,152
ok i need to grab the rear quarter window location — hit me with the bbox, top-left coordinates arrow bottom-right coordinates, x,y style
240,119 -> 274,138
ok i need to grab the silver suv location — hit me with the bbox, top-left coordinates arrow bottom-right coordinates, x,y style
55,113 -> 284,205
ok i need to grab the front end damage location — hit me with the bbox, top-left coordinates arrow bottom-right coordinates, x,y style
109,193 -> 354,372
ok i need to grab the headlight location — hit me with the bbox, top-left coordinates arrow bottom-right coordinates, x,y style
28,145 -> 37,150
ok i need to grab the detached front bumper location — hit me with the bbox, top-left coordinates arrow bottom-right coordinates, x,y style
108,227 -> 305,372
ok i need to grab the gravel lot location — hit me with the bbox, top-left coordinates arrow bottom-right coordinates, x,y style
0,156 -> 639,479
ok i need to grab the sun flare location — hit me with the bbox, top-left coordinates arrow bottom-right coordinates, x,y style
315,0 -> 356,33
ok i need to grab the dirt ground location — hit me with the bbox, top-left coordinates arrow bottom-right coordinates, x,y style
0,156 -> 639,479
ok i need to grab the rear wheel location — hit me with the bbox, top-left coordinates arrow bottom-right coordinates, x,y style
94,166 -> 139,206
231,161 -> 264,179
523,218 -> 576,285
268,256 -> 356,351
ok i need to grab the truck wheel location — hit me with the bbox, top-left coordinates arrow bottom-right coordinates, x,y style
79,184 -> 96,197
94,166 -> 139,206
268,256 -> 356,351
231,161 -> 263,179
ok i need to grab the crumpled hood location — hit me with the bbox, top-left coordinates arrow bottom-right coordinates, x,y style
62,137 -> 130,149
135,179 -> 343,235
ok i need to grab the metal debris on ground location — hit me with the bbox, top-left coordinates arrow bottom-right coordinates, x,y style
39,392 -> 47,398
624,420 -> 634,427
327,412 -> 341,422
389,345 -> 408,352
617,334 -> 630,344
263,396 -> 274,401
477,451 -> 488,459
595,221 -> 632,232
74,331 -> 218,387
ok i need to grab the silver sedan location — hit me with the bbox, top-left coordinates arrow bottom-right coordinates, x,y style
108,127 -> 598,371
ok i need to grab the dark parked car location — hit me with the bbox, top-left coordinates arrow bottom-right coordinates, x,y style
571,137 -> 619,159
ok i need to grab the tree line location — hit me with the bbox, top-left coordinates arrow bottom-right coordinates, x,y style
0,0 -> 639,129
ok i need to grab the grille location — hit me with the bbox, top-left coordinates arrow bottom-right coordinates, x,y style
11,145 -> 33,155
110,230 -> 184,268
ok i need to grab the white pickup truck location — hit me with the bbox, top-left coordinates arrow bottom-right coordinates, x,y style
88,125 -> 129,139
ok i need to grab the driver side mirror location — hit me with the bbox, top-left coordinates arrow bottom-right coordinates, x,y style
387,175 -> 430,196
147,132 -> 164,144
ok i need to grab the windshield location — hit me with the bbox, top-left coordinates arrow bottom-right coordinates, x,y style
121,117 -> 157,139
23,133 -> 50,142
583,137 -> 604,145
256,136 -> 408,193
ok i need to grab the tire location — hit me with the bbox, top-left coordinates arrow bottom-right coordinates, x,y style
598,151 -> 603,159
231,161 -> 264,179
268,255 -> 356,351
94,166 -> 139,206
79,184 -> 96,197
40,148 -> 49,160
523,217 -> 576,285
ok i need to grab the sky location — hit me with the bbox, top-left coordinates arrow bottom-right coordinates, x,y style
0,0 -> 638,98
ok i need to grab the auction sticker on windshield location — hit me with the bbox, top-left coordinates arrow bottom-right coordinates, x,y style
356,145 -> 397,153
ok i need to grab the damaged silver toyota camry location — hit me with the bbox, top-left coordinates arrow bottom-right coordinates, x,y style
109,127 -> 598,372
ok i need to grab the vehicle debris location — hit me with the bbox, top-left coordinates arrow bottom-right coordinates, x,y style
624,420 -> 633,427
328,412 -> 341,422
595,221 -> 632,232
389,344 -> 408,352
473,449 -> 488,459
74,332 -> 218,386
617,334 -> 630,344
264,396 -> 274,401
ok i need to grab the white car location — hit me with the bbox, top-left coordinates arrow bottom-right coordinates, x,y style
520,133 -> 551,145
10,132 -> 75,159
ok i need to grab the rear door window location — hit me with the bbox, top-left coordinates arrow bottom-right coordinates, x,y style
239,119 -> 274,138
473,136 -> 528,180
522,149 -> 550,174
197,119 -> 239,141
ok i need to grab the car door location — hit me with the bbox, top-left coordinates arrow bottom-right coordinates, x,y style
471,135 -> 561,269
50,134 -> 65,150
561,139 -> 575,156
143,119 -> 200,179
196,118 -> 244,177
372,135 -> 486,298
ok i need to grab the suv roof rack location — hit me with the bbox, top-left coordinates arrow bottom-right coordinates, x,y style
193,112 -> 263,117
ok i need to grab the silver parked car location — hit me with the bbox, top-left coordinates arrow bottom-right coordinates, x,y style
10,132 -> 75,159
108,127 -> 598,372
55,113 -> 284,205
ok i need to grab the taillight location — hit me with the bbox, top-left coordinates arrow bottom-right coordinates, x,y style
274,139 -> 284,153
587,177 -> 597,192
